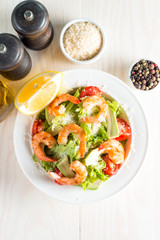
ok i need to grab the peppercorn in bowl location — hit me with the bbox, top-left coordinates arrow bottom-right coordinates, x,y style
60,18 -> 106,64
129,59 -> 160,91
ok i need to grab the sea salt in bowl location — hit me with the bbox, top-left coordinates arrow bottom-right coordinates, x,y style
60,18 -> 106,64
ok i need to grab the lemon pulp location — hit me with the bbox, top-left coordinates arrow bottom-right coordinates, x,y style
15,71 -> 62,115
17,75 -> 51,103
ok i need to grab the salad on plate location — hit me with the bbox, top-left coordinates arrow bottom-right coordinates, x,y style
32,86 -> 132,190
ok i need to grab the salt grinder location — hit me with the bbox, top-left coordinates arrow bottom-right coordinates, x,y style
11,0 -> 54,50
0,34 -> 32,80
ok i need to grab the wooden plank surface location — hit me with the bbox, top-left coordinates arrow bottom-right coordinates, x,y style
0,0 -> 160,239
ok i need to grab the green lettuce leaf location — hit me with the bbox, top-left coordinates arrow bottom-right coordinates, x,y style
85,123 -> 109,148
65,88 -> 81,113
40,161 -> 57,172
98,124 -> 109,140
76,102 -> 100,122
32,154 -> 57,172
37,109 -> 45,120
32,153 -> 38,162
70,133 -> 80,145
87,136 -> 104,148
76,103 -> 86,120
106,100 -> 120,116
45,140 -> 79,162
106,100 -> 119,138
80,122 -> 108,145
42,120 -> 49,130
81,160 -> 109,190
51,113 -> 74,131
80,122 -> 93,140
46,125 -> 62,136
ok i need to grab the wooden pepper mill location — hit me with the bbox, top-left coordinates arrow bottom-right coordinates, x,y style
11,0 -> 54,51
0,33 -> 32,80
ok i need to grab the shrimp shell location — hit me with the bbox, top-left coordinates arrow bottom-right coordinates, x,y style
48,161 -> 87,185
57,123 -> 87,158
32,131 -> 57,162
81,95 -> 108,123
48,94 -> 79,116
99,139 -> 125,164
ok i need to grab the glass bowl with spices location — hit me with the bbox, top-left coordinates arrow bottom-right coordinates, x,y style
60,18 -> 106,64
129,59 -> 160,91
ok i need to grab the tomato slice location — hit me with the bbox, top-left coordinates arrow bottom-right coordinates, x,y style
115,118 -> 131,141
32,119 -> 44,136
54,168 -> 64,185
80,86 -> 102,98
102,155 -> 118,176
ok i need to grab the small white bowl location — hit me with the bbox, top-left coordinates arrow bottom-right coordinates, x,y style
60,18 -> 106,64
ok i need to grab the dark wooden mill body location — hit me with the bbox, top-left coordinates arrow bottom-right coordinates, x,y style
11,0 -> 54,51
0,34 -> 31,80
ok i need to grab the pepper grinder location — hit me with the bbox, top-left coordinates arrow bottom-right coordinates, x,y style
0,33 -> 32,80
11,0 -> 54,51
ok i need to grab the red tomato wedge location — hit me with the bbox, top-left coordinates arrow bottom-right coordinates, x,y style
102,155 -> 118,176
32,119 -> 44,136
115,118 -> 131,141
80,86 -> 102,98
54,168 -> 64,185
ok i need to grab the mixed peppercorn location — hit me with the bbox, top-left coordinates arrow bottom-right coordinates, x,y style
130,59 -> 160,90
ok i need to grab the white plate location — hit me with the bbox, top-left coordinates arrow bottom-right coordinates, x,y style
14,69 -> 148,204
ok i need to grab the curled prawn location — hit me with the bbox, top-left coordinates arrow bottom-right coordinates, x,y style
32,131 -> 57,162
99,139 -> 125,164
48,94 -> 79,116
81,95 -> 108,123
48,160 -> 87,185
57,123 -> 87,158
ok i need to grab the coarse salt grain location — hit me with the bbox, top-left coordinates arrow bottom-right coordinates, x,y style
63,22 -> 103,61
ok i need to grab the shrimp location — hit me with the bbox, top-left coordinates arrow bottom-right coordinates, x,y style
81,95 -> 108,123
48,161 -> 87,185
32,131 -> 57,162
48,94 -> 80,116
99,139 -> 125,164
57,123 -> 87,158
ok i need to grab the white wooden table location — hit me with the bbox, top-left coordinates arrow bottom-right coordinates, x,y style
1,0 -> 160,239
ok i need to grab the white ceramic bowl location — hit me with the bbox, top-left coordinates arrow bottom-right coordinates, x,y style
14,69 -> 148,204
60,18 -> 106,64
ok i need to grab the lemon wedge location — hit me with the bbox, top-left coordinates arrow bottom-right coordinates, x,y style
15,71 -> 62,115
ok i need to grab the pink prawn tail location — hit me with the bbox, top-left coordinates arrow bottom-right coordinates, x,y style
79,141 -> 86,158
98,141 -> 107,151
48,171 -> 60,180
41,157 -> 58,162
71,97 -> 80,104
81,116 -> 97,123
